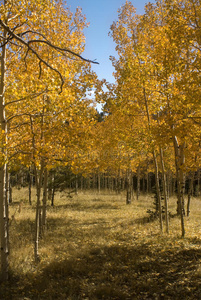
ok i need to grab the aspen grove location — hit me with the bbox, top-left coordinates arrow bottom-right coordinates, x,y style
0,0 -> 97,280
0,0 -> 201,291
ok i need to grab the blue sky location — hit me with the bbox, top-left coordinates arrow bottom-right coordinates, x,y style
67,0 -> 155,84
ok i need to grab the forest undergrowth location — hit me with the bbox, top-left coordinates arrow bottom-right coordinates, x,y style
1,188 -> 201,299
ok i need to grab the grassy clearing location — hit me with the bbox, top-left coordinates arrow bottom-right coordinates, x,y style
1,188 -> 201,299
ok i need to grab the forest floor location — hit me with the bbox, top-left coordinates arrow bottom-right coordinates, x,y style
1,188 -> 201,299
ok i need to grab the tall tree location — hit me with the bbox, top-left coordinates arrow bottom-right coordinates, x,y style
0,0 -> 98,279
109,0 -> 201,236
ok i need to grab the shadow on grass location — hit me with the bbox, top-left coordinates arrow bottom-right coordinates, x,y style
134,216 -> 156,225
53,201 -> 120,212
134,212 -> 178,226
1,243 -> 201,299
10,214 -> 115,256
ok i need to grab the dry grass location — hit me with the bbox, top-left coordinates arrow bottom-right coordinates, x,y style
1,188 -> 201,299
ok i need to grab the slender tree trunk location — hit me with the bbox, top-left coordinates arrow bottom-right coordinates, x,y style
51,186 -> 55,207
167,171 -> 171,198
143,87 -> 163,232
83,176 -> 87,190
146,162 -> 150,193
173,136 -> 185,237
156,114 -> 169,233
92,173 -> 95,191
0,21 -> 9,280
6,171 -> 10,204
122,175 -> 125,191
187,172 -> 194,217
75,174 -> 78,195
48,175 -> 52,200
8,173 -> 12,204
126,169 -> 132,204
159,148 -> 169,234
142,176 -> 145,193
98,172 -> 101,194
0,164 -> 8,280
42,168 -> 48,235
20,172 -> 24,188
136,165 -> 140,200
34,163 -> 44,262
80,176 -> 83,191
197,169 -> 200,196
28,167 -> 32,205
111,176 -> 114,192
153,150 -> 163,233
105,174 -> 108,191
173,136 -> 182,215
180,143 -> 186,216
118,168 -> 121,194
87,176 -> 91,190
50,172 -> 55,207
51,172 -> 55,206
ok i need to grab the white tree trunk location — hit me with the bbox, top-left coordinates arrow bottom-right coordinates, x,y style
187,171 -> 194,217
42,168 -> 48,235
143,87 -> 163,233
173,136 -> 185,237
126,168 -> 132,204
34,163 -> 44,262
160,148 -> 169,234
0,23 -> 9,280
153,150 -> 163,233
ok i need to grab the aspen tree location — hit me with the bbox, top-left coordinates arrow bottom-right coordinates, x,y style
0,1 -> 8,279
110,1 -> 164,232
0,0 -> 98,277
109,0 -> 201,237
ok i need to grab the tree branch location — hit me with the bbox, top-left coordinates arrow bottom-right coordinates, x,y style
0,19 -> 99,93
27,39 -> 99,64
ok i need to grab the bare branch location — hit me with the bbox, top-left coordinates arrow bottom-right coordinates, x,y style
187,116 -> 201,125
8,14 -> 20,22
39,61 -> 42,79
0,36 -> 13,48
18,30 -> 48,40
0,19 -> 99,93
27,39 -> 99,64
191,43 -> 201,52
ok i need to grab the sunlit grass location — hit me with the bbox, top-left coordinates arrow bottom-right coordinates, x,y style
1,187 -> 201,299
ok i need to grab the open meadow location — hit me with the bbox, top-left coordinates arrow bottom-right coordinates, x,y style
1,188 -> 201,299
